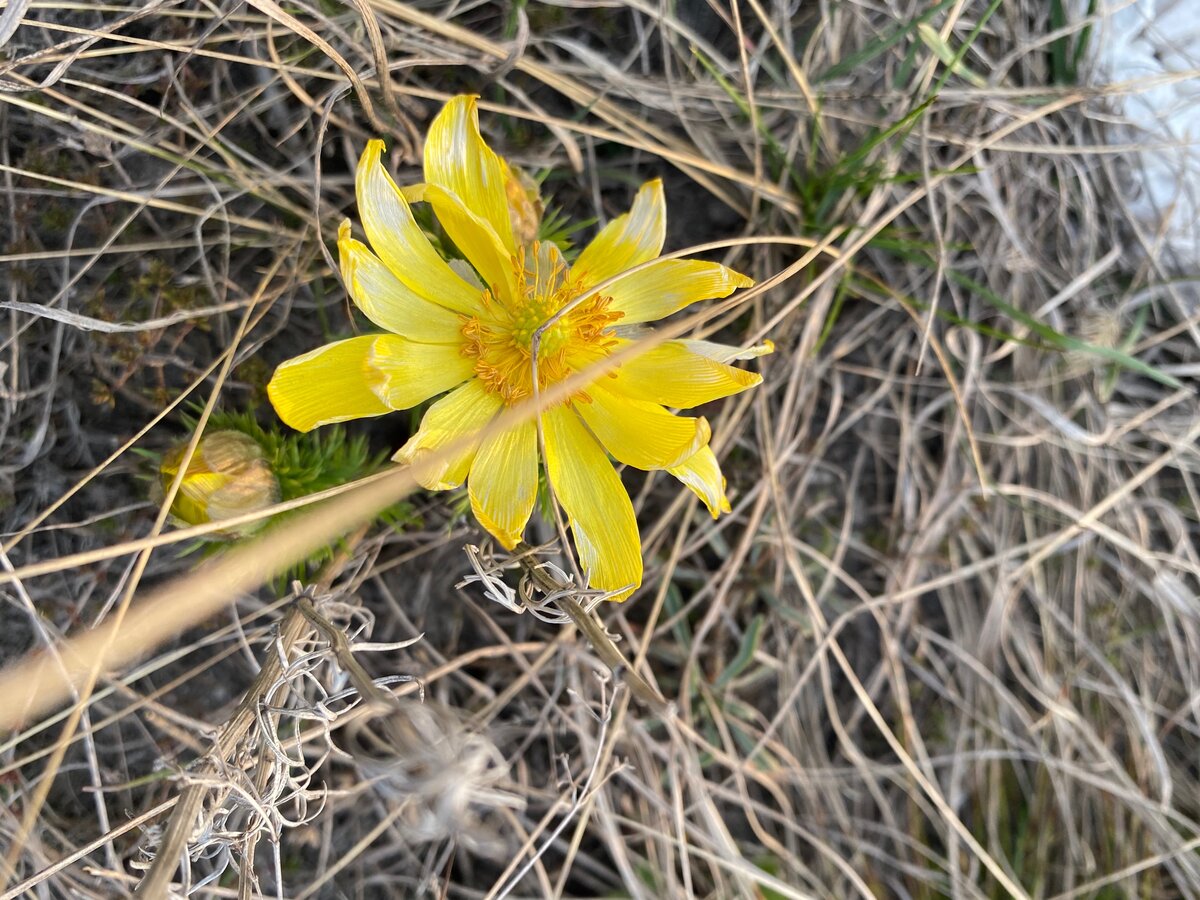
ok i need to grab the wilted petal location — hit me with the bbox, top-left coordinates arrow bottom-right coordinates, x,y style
504,160 -> 543,246
681,338 -> 775,362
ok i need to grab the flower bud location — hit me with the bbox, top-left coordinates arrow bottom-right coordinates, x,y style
159,430 -> 280,536
503,161 -> 544,247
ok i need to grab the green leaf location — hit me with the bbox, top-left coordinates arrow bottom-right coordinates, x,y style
713,614 -> 764,690
946,271 -> 1182,389
816,0 -> 960,82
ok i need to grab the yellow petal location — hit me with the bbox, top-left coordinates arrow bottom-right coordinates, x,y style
268,336 -> 392,432
607,339 -> 763,408
681,338 -> 775,362
576,383 -> 710,470
356,139 -> 484,316
571,179 -> 665,290
667,444 -> 731,517
368,334 -> 475,410
542,405 -> 642,601
338,219 -> 465,343
423,183 -> 516,306
393,379 -> 501,490
448,258 -> 485,288
424,95 -> 516,253
401,182 -> 427,203
172,471 -> 224,525
605,258 -> 753,324
468,418 -> 537,549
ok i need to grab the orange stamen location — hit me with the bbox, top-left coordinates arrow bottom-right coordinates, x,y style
459,242 -> 623,404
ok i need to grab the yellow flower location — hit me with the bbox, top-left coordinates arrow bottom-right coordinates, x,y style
267,96 -> 768,600
159,431 -> 281,536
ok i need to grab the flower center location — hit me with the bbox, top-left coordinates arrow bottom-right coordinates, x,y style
460,242 -> 623,404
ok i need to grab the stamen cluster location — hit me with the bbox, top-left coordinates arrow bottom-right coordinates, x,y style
460,242 -> 623,404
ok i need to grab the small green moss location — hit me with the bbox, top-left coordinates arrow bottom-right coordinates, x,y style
38,204 -> 73,233
234,356 -> 273,400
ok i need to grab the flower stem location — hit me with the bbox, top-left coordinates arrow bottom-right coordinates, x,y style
514,544 -> 672,719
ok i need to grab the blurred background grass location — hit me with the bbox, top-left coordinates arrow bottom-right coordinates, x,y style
2,1 -> 1199,897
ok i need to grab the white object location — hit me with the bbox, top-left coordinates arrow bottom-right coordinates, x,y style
1090,0 -> 1200,266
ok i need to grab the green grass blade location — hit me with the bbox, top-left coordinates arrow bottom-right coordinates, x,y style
947,271 -> 1182,389
713,615 -> 765,690
817,0 -> 960,82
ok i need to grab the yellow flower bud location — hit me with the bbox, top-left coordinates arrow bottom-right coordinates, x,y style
503,161 -> 544,247
159,430 -> 280,536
